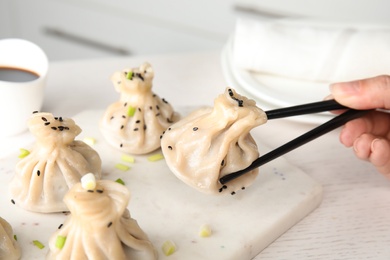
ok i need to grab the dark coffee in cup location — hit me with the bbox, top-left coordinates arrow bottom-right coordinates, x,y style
0,67 -> 40,82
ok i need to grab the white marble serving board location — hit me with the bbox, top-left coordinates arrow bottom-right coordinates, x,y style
0,110 -> 323,260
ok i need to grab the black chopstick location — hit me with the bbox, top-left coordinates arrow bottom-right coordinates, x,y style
265,99 -> 347,120
219,109 -> 371,185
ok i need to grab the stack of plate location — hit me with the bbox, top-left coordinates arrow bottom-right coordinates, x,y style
221,38 -> 332,124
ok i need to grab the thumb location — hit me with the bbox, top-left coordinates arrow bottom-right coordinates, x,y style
329,75 -> 390,110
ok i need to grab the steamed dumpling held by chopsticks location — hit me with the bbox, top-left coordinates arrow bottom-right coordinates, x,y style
100,62 -> 179,154
161,88 -> 267,195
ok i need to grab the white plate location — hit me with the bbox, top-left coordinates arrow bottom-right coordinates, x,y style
221,38 -> 333,125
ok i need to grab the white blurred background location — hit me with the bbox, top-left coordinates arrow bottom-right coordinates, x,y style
0,0 -> 239,61
1,0 -> 389,61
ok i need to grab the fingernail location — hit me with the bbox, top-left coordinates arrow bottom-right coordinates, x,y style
353,137 -> 364,153
330,81 -> 360,96
371,138 -> 382,151
324,94 -> 334,100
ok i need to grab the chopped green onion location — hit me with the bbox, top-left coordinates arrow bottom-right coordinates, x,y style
18,148 -> 30,158
33,240 -> 45,249
83,137 -> 96,146
115,163 -> 130,171
121,154 -> 135,163
161,240 -> 176,256
81,173 -> 96,190
115,178 -> 125,185
126,71 -> 133,80
199,224 -> 212,237
14,234 -> 17,241
147,153 -> 164,162
127,106 -> 136,117
55,235 -> 67,249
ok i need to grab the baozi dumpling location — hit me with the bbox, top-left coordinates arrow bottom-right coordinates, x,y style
9,112 -> 102,213
46,177 -> 157,260
161,88 -> 267,195
0,217 -> 21,260
100,62 -> 179,154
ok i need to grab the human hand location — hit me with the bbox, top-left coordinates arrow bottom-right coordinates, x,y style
329,75 -> 390,178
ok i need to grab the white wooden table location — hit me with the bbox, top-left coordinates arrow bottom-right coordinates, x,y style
4,51 -> 390,259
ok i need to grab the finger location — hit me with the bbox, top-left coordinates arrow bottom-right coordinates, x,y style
353,133 -> 376,160
330,75 -> 390,110
369,138 -> 390,179
339,111 -> 390,147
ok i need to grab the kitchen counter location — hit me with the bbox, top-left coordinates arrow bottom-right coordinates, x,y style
3,51 -> 390,259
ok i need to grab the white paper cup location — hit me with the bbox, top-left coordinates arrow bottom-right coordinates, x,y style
0,38 -> 48,137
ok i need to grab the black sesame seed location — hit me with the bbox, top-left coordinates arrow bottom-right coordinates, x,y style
193,127 -> 198,131
54,117 -> 58,120
242,187 -> 246,190
144,125 -> 147,130
51,127 -> 57,130
59,117 -> 63,122
168,146 -> 173,150
107,222 -> 113,228
110,116 -> 114,120
138,74 -> 144,81
44,122 -> 50,126
122,115 -> 126,118
64,127 -> 70,130
219,188 -> 223,193
231,191 -> 236,195
124,102 -> 127,107
37,170 -> 41,176
138,108 -> 142,112
168,128 -> 171,131
221,160 -> 225,166
58,224 -> 63,229
33,111 -> 39,114
160,135 -> 163,139
41,117 -> 47,122
96,189 -> 103,193
135,120 -> 141,123
121,125 -> 124,129
58,126 -> 64,131
167,118 -> 173,123
162,98 -> 168,104
134,128 -> 139,131
156,105 -> 160,110
156,113 -> 160,117
149,106 -> 153,110
223,185 -> 227,189
11,199 -> 15,204
120,144 -> 123,148
87,190 -> 94,193
228,89 -> 233,96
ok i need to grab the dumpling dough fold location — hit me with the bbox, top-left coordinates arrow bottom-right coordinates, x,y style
46,180 -> 157,260
0,217 -> 21,260
100,62 -> 179,154
9,112 -> 101,213
161,88 -> 267,195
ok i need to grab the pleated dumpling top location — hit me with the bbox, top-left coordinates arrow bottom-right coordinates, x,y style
46,178 -> 157,260
9,112 -> 101,213
100,62 -> 179,154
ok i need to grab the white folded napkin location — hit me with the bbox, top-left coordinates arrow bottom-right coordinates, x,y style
233,17 -> 390,82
